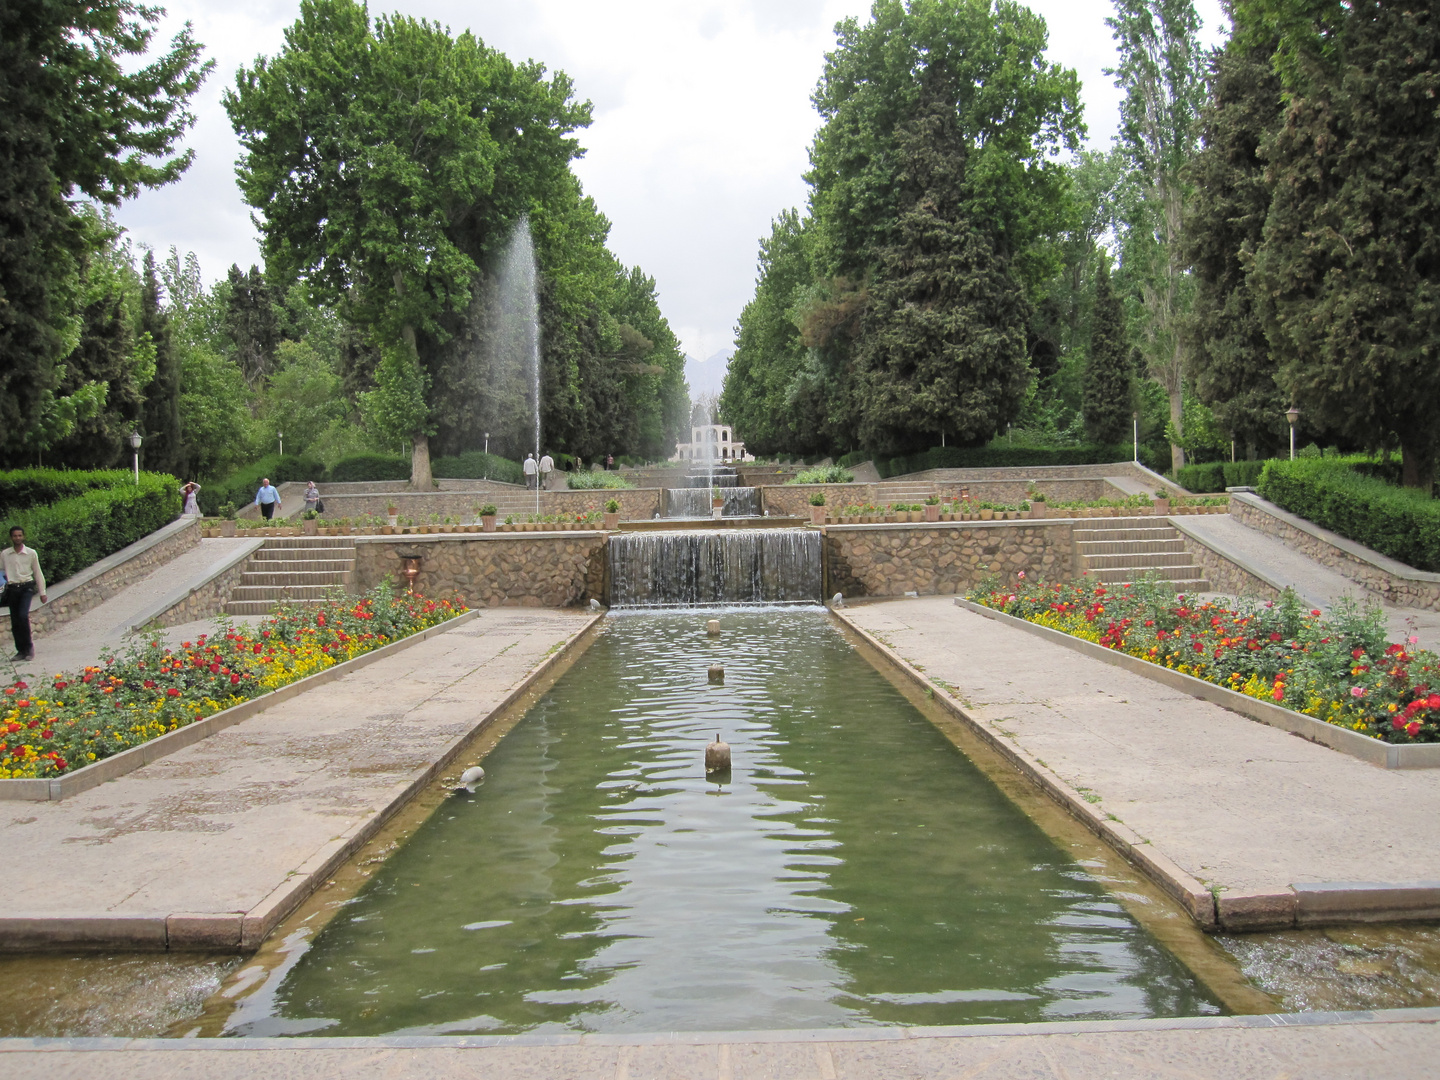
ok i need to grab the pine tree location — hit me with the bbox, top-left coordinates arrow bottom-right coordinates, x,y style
139,250 -> 185,475
1083,261 -> 1133,444
852,74 -> 1031,454
1184,32 -> 1286,456
223,265 -> 280,387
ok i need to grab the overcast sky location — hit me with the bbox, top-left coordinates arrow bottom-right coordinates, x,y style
114,0 -> 1227,366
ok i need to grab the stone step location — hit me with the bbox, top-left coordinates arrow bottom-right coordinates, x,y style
1082,552 -> 1199,571
242,558 -> 355,573
224,598 -> 330,616
241,570 -> 352,588
257,536 -> 357,549
229,584 -> 345,602
1076,539 -> 1188,556
1088,566 -> 1211,587
252,550 -> 356,565
1073,528 -> 1181,543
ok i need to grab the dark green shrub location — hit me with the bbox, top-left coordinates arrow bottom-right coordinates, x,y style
1223,460 -> 1270,488
7,472 -> 179,584
199,454 -> 324,516
790,465 -> 854,484
874,443 -> 1139,478
1176,462 -> 1227,492
1259,458 -> 1440,572
836,450 -> 871,469
326,454 -> 411,482
430,451 -> 523,485
0,469 -> 134,515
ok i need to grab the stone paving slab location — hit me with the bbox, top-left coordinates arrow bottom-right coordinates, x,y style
0,607 -> 595,950
835,597 -> 1440,928
2,1010 -> 1437,1078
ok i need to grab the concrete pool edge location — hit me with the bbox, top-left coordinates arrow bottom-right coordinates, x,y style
0,610 -> 604,953
1,1004 -> 1437,1051
829,604 -> 1222,931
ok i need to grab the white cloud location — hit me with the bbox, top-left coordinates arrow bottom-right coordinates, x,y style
113,0 -> 1226,361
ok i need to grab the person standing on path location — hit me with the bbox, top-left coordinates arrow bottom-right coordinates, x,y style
523,453 -> 538,490
606,453 -> 614,471
303,481 -> 321,513
539,451 -> 554,490
2,526 -> 47,662
180,481 -> 201,516
255,478 -> 281,520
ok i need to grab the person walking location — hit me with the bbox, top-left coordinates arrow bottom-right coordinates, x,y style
180,481 -> 202,516
539,451 -> 554,490
255,478 -> 281,520
606,453 -> 615,471
523,453 -> 538,490
303,481 -> 321,513
2,526 -> 47,662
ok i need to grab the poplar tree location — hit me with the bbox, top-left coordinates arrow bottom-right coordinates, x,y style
1083,261 -> 1132,444
139,250 -> 185,475
223,265 -> 280,388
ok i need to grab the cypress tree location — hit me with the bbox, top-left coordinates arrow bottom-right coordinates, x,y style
852,74 -> 1031,454
139,250 -> 185,475
223,264 -> 280,387
1184,33 -> 1286,456
1083,261 -> 1132,444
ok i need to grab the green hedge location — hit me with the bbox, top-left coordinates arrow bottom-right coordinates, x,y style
5,472 -> 179,585
326,454 -> 411,483
1258,458 -> 1440,572
872,443 -> 1144,478
431,451 -> 523,485
199,454 -> 324,516
0,469 -> 135,515
1176,459 -> 1272,493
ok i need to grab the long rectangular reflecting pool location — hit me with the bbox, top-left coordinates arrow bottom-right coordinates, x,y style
221,609 -> 1221,1036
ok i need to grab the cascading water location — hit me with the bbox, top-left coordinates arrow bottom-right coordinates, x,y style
607,529 -> 822,608
495,215 -> 541,513
663,487 -> 760,517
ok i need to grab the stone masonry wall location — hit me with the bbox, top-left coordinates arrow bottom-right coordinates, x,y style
147,552 -> 255,629
1176,533 -> 1281,601
1232,497 -> 1440,611
1,519 -> 200,650
312,488 -> 661,523
352,534 -> 607,608
824,522 -> 1075,599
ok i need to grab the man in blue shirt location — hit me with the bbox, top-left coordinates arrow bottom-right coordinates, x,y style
255,478 -> 282,520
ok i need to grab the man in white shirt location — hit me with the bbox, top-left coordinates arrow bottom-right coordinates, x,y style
2,526 -> 47,661
523,453 -> 538,490
539,451 -> 554,489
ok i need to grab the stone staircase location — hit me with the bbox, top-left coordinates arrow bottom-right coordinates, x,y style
875,481 -> 936,505
1074,518 -> 1210,592
225,536 -> 356,616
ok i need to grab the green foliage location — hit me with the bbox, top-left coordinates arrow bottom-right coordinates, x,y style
6,471 -> 179,584
431,451 -> 524,485
0,469 -> 135,515
198,454 -> 324,517
1082,261 -> 1132,443
567,471 -> 633,490
1259,457 -> 1440,572
790,466 -> 855,485
326,454 -> 411,483
604,498 -> 620,513
1178,458 -> 1272,491
479,503 -> 498,517
809,492 -> 828,507
874,443 -> 1140,478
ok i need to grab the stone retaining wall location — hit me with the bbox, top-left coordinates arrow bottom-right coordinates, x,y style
352,534 -> 607,608
312,488 -> 661,523
1231,495 -> 1440,611
147,552 -> 255,629
1175,532 -> 1281,601
1,518 -> 199,651
824,521 -> 1075,599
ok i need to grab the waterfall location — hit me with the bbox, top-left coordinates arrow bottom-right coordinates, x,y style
664,488 -> 760,517
607,529 -> 822,608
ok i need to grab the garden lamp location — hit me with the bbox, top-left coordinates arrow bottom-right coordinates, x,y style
128,431 -> 142,484
1285,406 -> 1300,460
1133,411 -> 1139,464
278,429 -> 284,456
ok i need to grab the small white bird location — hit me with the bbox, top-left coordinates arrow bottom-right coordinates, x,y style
590,598 -> 601,611
832,592 -> 844,607
458,765 -> 486,793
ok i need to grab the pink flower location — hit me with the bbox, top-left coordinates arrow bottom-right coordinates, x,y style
1409,636 -> 1420,645
1350,686 -> 1366,698
1017,571 -> 1026,579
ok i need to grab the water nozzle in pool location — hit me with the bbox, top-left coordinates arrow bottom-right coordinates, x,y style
705,733 -> 731,773
708,664 -> 724,684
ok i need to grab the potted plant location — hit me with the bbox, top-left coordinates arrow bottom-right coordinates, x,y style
386,503 -> 399,526
711,486 -> 725,510
923,496 -> 941,522
479,503 -> 498,532
809,491 -> 826,525
303,509 -> 319,535
1027,490 -> 1047,519
219,502 -> 237,536
603,498 -> 621,530
979,505 -> 994,521
1153,489 -> 1171,516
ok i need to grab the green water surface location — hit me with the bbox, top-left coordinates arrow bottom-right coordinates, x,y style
239,610 -> 1218,1035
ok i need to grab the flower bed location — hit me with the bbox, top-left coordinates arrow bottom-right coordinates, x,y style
967,578 -> 1440,745
0,586 -> 467,779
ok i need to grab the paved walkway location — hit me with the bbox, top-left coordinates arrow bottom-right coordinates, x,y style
1181,514 -> 1440,650
838,597 -> 1440,917
0,607 -> 595,949
3,1010 -> 1437,1078
3,538 -> 260,682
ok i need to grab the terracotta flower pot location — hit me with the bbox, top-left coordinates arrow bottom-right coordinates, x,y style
220,520 -> 236,537
603,512 -> 620,530
924,504 -> 941,522
810,506 -> 826,525
979,508 -> 994,521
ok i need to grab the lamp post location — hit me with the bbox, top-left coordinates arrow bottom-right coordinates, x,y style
128,431 -> 142,484
1285,406 -> 1300,460
278,430 -> 284,457
1132,412 -> 1139,464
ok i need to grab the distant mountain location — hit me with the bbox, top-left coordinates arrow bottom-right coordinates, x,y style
684,347 -> 732,399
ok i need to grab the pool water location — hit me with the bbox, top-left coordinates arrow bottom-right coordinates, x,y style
238,610 -> 1219,1036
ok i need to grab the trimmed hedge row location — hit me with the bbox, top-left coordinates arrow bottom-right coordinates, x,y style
1175,459 -> 1270,493
326,454 -> 411,482
0,469 -> 136,515
1258,458 -> 1440,572
5,472 -> 180,585
868,443 -> 1146,479
431,451 -> 524,486
199,454 -> 324,516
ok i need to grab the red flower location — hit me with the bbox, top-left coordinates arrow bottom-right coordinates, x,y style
1353,648 -> 1365,659
208,662 -> 221,673
15,699 -> 29,708
230,674 -> 240,684
1406,721 -> 1421,737
143,680 -> 156,689
166,688 -> 181,697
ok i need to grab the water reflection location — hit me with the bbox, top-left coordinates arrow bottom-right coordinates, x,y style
251,611 -> 1218,1035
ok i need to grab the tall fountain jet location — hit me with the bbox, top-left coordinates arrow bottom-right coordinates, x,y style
496,215 -> 541,514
